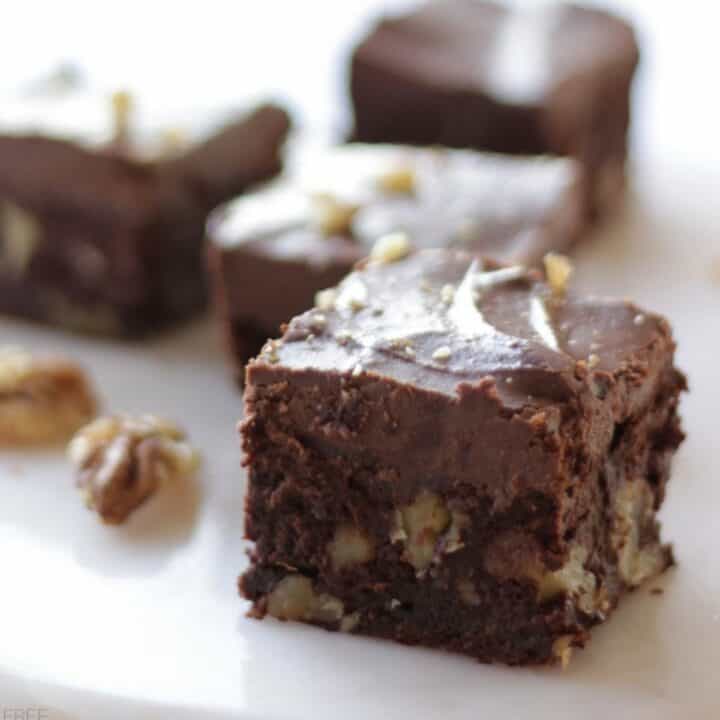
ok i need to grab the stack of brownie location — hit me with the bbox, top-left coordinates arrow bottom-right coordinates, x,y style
208,144 -> 584,378
229,1 -> 686,668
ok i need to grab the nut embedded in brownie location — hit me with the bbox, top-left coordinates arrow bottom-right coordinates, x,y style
208,144 -> 583,380
239,249 -> 686,667
350,0 -> 640,219
0,88 -> 290,336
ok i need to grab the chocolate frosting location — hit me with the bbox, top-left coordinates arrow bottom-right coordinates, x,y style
257,249 -> 670,408
356,1 -> 638,105
0,104 -> 290,223
213,144 -> 581,267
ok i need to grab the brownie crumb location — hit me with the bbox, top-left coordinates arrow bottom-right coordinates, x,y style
370,231 -> 412,264
315,288 -> 338,312
311,193 -> 359,236
377,166 -> 416,195
111,89 -> 133,142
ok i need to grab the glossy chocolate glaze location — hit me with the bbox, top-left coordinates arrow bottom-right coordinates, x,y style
213,143 -> 582,266
241,249 -> 685,665
256,249 -> 670,406
354,2 -> 636,107
350,1 -> 640,218
0,103 -> 290,336
0,104 -> 290,220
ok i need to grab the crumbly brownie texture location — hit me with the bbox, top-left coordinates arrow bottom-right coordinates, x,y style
350,1 -> 639,219
208,144 -> 582,378
0,347 -> 97,445
239,249 -> 685,666
0,102 -> 289,336
68,414 -> 199,524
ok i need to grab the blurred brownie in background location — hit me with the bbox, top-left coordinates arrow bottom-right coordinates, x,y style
0,84 -> 290,336
350,1 -> 639,219
207,143 -> 583,381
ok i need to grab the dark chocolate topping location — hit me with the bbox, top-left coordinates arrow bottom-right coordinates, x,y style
212,144 -> 580,265
0,104 -> 290,223
255,249 -> 668,406
160,104 -> 290,211
0,135 -> 160,224
357,1 -> 638,105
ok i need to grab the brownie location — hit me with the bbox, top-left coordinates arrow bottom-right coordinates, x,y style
350,1 -> 640,219
239,249 -> 686,667
0,98 -> 290,336
208,144 -> 583,379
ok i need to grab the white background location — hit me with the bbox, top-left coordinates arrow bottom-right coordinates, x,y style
1,1 -> 719,718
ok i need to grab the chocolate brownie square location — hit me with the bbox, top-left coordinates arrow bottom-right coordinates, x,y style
0,93 -> 290,336
350,1 -> 639,219
239,249 -> 685,666
208,144 -> 582,379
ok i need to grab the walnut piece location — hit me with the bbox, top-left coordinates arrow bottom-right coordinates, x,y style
395,490 -> 450,572
392,493 -> 470,574
369,231 -> 411,264
440,284 -> 455,304
335,277 -> 368,313
536,545 -> 598,614
543,252 -> 573,295
311,193 -> 359,236
377,166 -> 416,194
0,347 -> 96,446
68,414 -> 199,524
111,89 -> 133,140
612,480 -> 668,587
266,575 -> 345,624
328,524 -> 375,571
314,288 -> 338,312
552,635 -> 574,669
484,530 -> 600,615
1,201 -> 41,274
441,509 -> 469,554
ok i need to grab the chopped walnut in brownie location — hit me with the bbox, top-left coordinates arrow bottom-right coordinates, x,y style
68,414 -> 199,524
239,249 -> 686,667
0,346 -> 97,445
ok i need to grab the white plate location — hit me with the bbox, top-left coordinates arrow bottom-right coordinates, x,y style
2,1 -> 720,718
1,160 -> 719,720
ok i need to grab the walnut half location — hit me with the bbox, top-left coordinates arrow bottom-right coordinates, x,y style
328,524 -> 375,571
0,347 -> 97,446
68,414 -> 199,524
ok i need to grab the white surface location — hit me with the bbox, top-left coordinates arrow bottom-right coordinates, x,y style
1,1 -> 720,718
2,158 -> 719,720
